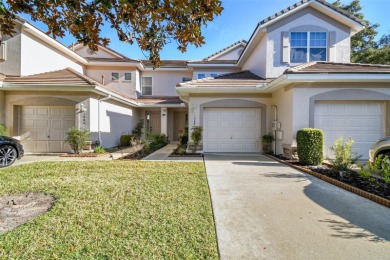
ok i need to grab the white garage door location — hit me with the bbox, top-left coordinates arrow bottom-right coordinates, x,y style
314,102 -> 385,160
20,106 -> 75,153
203,108 -> 261,152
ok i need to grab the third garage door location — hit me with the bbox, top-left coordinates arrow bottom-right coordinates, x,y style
314,101 -> 385,160
203,108 -> 261,152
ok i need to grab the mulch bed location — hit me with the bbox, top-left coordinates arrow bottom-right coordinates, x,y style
120,145 -> 167,160
268,154 -> 390,207
168,148 -> 203,157
60,147 -> 130,157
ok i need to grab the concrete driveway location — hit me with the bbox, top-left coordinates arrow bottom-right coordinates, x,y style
204,153 -> 390,260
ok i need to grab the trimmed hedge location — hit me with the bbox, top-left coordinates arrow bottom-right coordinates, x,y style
120,134 -> 134,147
297,128 -> 324,165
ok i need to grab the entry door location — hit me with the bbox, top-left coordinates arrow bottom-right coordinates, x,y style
203,108 -> 261,152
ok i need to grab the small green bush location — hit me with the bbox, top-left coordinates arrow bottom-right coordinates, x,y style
296,128 -> 324,165
330,137 -> 360,171
180,135 -> 188,146
120,134 -> 134,147
191,126 -> 203,153
94,146 -> 106,154
359,154 -> 390,184
132,122 -> 144,139
0,124 -> 7,136
65,128 -> 90,154
152,134 -> 168,146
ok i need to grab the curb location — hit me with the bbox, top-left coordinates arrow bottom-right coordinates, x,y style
266,155 -> 390,209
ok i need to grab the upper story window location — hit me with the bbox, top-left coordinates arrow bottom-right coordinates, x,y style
198,73 -> 206,79
210,73 -> 218,77
141,77 -> 152,96
111,72 -> 119,81
290,32 -> 327,63
124,72 -> 132,81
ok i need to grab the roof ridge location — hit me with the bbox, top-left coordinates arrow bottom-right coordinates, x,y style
203,40 -> 247,60
64,67 -> 101,86
258,0 -> 365,27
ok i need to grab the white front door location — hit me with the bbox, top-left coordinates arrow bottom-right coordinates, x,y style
203,108 -> 261,152
314,101 -> 385,160
20,106 -> 75,153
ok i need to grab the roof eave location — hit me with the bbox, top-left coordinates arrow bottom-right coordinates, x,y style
186,63 -> 238,68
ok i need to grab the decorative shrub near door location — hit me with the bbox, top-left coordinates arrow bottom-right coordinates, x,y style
297,128 -> 324,165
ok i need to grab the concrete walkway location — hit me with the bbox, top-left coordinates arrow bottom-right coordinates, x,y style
204,153 -> 390,260
142,143 -> 203,162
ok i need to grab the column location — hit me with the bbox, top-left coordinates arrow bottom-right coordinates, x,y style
161,107 -> 168,135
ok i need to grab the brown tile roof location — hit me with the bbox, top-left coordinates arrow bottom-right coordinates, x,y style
177,70 -> 272,87
2,68 -> 138,102
203,40 -> 247,60
285,62 -> 390,74
3,68 -> 99,86
141,60 -> 188,68
187,60 -> 237,65
258,0 -> 365,26
85,57 -> 139,63
137,96 -> 184,105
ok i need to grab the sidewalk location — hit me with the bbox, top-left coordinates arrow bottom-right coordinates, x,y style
142,143 -> 203,162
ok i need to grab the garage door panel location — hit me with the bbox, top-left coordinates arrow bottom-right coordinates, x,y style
204,108 -> 261,152
20,106 -> 75,153
314,102 -> 384,160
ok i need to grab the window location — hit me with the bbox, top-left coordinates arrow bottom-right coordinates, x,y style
290,32 -> 327,63
182,77 -> 192,82
142,77 -> 152,95
111,72 -> 119,81
210,73 -> 218,77
124,72 -> 132,81
198,73 -> 206,79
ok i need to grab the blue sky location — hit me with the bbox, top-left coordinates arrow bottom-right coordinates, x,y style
21,0 -> 389,60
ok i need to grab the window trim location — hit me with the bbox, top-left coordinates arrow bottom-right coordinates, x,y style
210,73 -> 218,77
124,72 -> 132,82
290,31 -> 327,64
111,72 -> 119,81
141,76 -> 153,96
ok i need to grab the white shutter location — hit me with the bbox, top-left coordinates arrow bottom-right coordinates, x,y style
328,31 -> 336,61
282,32 -> 290,63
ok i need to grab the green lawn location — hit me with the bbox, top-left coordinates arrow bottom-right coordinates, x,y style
0,161 -> 218,259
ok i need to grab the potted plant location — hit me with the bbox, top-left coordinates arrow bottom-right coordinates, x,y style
260,133 -> 274,154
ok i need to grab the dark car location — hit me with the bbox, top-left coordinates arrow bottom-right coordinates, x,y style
0,136 -> 24,167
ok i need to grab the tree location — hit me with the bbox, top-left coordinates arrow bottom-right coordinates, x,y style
332,0 -> 379,63
0,0 -> 223,67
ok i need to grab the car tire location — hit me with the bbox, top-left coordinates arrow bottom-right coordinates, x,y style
0,145 -> 17,168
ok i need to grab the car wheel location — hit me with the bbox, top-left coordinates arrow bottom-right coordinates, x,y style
0,145 -> 17,168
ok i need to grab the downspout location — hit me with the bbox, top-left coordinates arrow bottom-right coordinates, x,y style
98,95 -> 111,146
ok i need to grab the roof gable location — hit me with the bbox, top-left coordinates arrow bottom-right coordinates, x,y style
72,44 -> 138,63
204,40 -> 247,61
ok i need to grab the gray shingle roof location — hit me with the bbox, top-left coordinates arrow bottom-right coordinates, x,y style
137,96 -> 183,105
141,60 -> 188,68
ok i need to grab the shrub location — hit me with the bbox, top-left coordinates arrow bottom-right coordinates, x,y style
94,146 -> 106,154
132,122 -> 144,139
180,135 -> 188,146
359,154 -> 390,184
330,137 -> 360,171
260,133 -> 274,154
191,126 -> 203,153
152,134 -> 168,146
120,134 -> 134,147
0,124 -> 7,136
65,128 -> 90,154
296,128 -> 324,165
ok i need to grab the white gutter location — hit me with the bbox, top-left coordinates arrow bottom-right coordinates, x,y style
98,95 -> 111,146
176,85 -> 269,94
187,63 -> 238,68
138,103 -> 186,108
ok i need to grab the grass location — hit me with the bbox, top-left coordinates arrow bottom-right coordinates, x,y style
0,161 -> 218,259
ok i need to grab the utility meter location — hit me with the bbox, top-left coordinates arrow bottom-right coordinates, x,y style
272,121 -> 282,131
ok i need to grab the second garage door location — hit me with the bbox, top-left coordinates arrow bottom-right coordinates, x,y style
20,106 -> 75,153
314,101 -> 385,160
203,108 -> 261,152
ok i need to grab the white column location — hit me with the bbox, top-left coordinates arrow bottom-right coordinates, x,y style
161,107 -> 168,135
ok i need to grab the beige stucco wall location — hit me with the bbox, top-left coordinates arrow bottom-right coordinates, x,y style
74,46 -> 117,58
271,86 -> 294,153
88,98 -> 139,148
0,91 -> 5,124
86,66 -> 138,98
0,25 -> 22,76
20,31 -> 84,76
141,70 -> 192,96
242,37 -> 267,78
266,8 -> 351,78
211,46 -> 245,60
